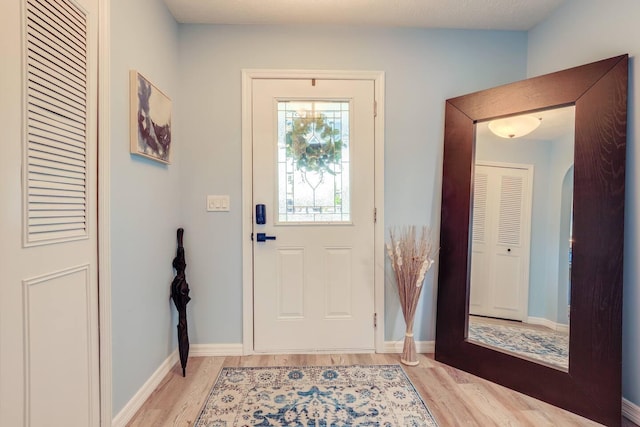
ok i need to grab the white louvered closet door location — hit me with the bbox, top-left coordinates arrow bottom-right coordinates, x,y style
0,0 -> 99,425
469,163 -> 533,321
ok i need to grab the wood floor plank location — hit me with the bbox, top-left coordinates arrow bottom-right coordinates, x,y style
406,364 -> 486,426
126,353 -> 638,427
459,382 -> 532,427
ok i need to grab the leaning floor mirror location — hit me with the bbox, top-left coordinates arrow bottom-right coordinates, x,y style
435,55 -> 628,426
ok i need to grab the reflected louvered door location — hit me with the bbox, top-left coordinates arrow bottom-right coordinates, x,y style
469,171 -> 490,313
0,0 -> 99,425
469,163 -> 532,321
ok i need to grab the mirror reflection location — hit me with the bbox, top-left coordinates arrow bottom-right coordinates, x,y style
467,106 -> 575,371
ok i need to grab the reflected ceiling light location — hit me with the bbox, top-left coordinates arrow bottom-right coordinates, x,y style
488,115 -> 541,139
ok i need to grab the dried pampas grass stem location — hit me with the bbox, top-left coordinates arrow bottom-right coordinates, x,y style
387,226 -> 437,366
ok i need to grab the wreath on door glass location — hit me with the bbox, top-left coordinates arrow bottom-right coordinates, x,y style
285,114 -> 343,176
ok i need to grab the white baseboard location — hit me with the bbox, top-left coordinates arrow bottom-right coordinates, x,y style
526,316 -> 569,333
190,343 -> 244,357
112,349 -> 178,427
382,340 -> 434,354
623,398 -> 640,424
191,342 -> 435,356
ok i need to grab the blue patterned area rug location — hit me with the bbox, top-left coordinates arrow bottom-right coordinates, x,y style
194,364 -> 438,427
468,317 -> 569,370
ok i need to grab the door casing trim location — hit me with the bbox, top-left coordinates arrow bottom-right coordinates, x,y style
241,69 -> 385,354
98,0 -> 113,424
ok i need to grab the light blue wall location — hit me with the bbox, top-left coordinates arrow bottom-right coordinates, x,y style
528,0 -> 640,406
176,25 -> 527,345
110,0 -> 181,416
557,164 -> 573,324
547,134 -> 573,325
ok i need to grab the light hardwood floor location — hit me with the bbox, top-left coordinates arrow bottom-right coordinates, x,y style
127,353 -> 638,427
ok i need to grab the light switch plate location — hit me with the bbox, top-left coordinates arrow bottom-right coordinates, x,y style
207,195 -> 230,212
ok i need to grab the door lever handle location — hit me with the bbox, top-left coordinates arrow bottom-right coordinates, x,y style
256,233 -> 276,242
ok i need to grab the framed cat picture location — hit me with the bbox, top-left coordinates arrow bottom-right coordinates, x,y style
130,70 -> 172,164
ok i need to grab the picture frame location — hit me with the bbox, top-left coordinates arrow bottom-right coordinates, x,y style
130,70 -> 172,164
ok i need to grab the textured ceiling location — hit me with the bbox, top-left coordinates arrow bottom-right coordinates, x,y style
164,0 -> 565,30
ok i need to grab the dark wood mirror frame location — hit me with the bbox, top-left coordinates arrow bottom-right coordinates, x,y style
435,55 -> 628,426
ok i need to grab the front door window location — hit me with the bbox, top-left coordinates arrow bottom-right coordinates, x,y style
277,101 -> 350,223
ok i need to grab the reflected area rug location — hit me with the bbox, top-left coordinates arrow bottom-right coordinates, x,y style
468,316 -> 569,370
195,364 -> 438,426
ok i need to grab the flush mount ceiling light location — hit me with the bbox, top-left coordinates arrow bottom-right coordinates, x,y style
488,115 -> 541,139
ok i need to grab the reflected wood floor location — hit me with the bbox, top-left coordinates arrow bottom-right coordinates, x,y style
127,353 -> 638,427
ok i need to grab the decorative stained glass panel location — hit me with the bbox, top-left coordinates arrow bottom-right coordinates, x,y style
277,101 -> 350,223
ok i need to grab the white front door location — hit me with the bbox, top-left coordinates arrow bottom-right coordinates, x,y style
252,78 -> 376,352
469,163 -> 532,321
0,0 -> 100,425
